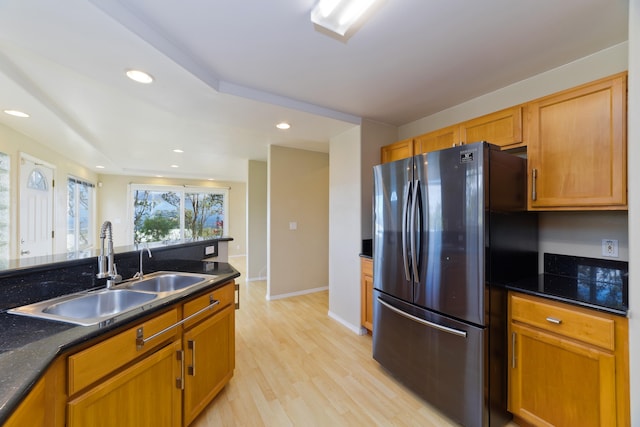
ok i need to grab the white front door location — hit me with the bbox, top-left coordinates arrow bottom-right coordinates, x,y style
19,155 -> 54,258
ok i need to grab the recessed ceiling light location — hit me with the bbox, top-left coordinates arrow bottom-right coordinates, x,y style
173,149 -> 184,153
96,165 -> 105,169
276,122 -> 291,130
208,178 -> 215,181
125,69 -> 154,84
3,109 -> 29,118
170,164 -> 179,168
156,175 -> 164,178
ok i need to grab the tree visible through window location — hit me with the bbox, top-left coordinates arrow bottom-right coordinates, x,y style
131,185 -> 228,244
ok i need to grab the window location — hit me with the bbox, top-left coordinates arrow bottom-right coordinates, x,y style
67,177 -> 95,252
0,153 -> 9,268
131,184 -> 228,244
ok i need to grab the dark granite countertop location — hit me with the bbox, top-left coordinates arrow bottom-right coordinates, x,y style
0,259 -> 240,424
505,253 -> 628,317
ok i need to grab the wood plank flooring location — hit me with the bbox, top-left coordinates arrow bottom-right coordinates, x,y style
192,258 -> 517,427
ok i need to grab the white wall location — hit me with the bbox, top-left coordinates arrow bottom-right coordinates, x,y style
247,160 -> 267,280
360,120 -> 398,239
400,42 -> 628,139
0,123 -> 98,257
267,145 -> 329,299
626,0 -> 639,423
328,126 -> 363,333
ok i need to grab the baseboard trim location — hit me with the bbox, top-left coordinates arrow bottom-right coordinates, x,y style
266,286 -> 328,301
328,310 -> 368,335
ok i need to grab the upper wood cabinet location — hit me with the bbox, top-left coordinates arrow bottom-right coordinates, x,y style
459,106 -> 524,149
527,73 -> 627,210
381,106 -> 524,163
414,125 -> 459,155
381,138 -> 413,163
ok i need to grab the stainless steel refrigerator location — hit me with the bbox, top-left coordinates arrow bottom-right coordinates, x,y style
372,142 -> 537,427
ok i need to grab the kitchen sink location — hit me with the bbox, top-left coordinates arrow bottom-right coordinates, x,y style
122,272 -> 212,294
8,271 -> 215,326
9,289 -> 157,326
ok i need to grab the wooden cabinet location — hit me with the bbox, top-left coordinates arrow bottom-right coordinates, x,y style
382,106 -> 523,162
527,73 -> 627,210
459,106 -> 523,149
4,280 -> 237,427
508,292 -> 629,426
68,308 -> 179,395
4,358 -> 66,427
413,125 -> 459,155
381,138 -> 413,163
67,340 -> 182,427
360,257 -> 373,333
182,283 -> 235,426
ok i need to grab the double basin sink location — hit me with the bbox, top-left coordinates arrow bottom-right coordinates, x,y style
8,271 -> 215,326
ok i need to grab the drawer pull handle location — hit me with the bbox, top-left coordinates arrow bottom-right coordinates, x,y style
546,316 -> 562,325
137,296 -> 220,350
176,350 -> 185,390
188,340 -> 196,376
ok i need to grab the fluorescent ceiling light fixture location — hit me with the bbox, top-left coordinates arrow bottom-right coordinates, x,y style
276,122 -> 291,130
311,0 -> 378,36
125,69 -> 154,84
3,109 -> 29,118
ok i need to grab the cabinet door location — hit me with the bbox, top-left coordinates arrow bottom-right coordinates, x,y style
360,258 -> 373,332
67,341 -> 182,427
4,358 -> 66,427
414,125 -> 459,154
459,106 -> 523,148
381,138 -> 413,163
527,73 -> 627,209
509,323 -> 616,427
183,304 -> 235,426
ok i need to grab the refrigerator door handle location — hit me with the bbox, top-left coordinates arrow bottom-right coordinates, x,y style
377,298 -> 468,338
410,180 -> 420,283
401,180 -> 411,281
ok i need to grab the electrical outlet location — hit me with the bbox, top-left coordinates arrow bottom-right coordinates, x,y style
205,245 -> 216,256
602,239 -> 619,257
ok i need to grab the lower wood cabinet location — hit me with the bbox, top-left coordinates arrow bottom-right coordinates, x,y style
508,292 -> 629,427
183,287 -> 235,426
67,340 -> 182,427
5,280 -> 236,427
3,358 -> 66,427
360,257 -> 373,333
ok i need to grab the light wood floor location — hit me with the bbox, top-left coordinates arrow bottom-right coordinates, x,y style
192,258 -> 517,427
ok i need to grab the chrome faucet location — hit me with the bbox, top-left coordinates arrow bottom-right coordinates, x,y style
134,245 -> 152,280
96,221 -> 122,288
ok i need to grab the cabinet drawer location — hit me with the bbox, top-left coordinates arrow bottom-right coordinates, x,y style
183,281 -> 234,328
510,294 -> 614,351
68,308 -> 179,395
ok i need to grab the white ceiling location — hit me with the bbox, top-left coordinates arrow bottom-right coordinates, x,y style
0,0 -> 629,182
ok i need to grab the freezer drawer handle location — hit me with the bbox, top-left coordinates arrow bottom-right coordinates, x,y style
378,298 -> 467,338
